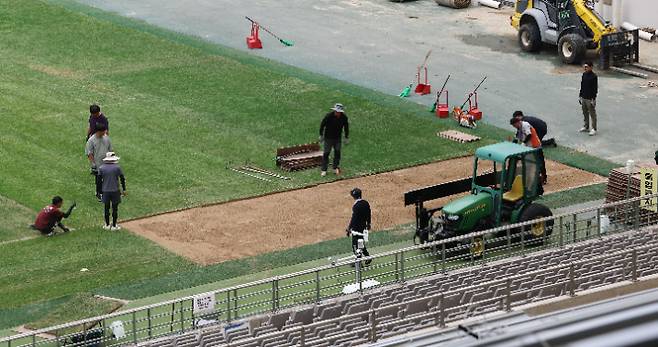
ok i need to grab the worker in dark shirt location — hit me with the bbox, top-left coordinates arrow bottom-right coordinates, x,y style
319,103 -> 349,177
346,188 -> 372,266
86,104 -> 109,140
579,61 -> 598,136
30,196 -> 76,236
513,111 -> 552,184
99,152 -> 127,230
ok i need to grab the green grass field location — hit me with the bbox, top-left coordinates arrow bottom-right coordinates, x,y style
0,0 -> 616,332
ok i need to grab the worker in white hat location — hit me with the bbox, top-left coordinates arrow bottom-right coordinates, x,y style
99,152 -> 127,231
319,103 -> 350,176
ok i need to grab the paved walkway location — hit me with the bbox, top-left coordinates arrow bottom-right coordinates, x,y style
74,0 -> 658,163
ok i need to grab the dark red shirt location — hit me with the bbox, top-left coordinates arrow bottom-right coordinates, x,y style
34,205 -> 64,230
88,113 -> 109,136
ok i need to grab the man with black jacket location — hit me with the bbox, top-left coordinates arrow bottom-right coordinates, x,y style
347,188 -> 372,265
579,61 -> 598,136
319,103 -> 349,176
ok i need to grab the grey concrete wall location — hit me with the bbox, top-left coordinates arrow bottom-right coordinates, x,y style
597,0 -> 658,29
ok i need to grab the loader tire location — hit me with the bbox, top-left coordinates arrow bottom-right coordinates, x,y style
518,23 -> 542,52
558,34 -> 586,64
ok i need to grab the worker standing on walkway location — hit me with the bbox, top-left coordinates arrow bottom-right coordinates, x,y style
319,103 -> 349,177
347,188 -> 372,266
579,61 -> 598,136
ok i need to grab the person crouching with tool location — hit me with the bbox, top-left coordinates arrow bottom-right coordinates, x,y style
30,196 -> 76,237
346,188 -> 372,266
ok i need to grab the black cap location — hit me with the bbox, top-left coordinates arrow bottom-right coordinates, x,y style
350,188 -> 362,199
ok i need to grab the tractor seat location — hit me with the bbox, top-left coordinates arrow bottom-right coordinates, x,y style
503,175 -> 524,202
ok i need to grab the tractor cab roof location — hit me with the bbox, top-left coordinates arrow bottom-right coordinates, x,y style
475,142 -> 536,163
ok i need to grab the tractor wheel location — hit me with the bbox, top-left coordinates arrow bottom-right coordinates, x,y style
518,23 -> 542,52
558,34 -> 586,64
469,236 -> 485,258
519,203 -> 554,245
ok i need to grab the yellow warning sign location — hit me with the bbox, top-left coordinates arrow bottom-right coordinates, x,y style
640,168 -> 657,212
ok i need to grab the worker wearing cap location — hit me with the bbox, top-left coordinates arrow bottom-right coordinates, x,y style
319,103 -> 349,177
346,188 -> 372,266
579,61 -> 598,136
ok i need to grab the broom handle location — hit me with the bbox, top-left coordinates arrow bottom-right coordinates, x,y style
459,76 -> 487,110
419,50 -> 432,69
434,74 -> 451,103
245,16 -> 284,41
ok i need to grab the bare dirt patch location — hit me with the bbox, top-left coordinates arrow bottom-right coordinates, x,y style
124,158 -> 605,265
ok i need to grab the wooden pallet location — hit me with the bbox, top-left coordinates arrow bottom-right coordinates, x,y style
276,143 -> 323,171
437,130 -> 481,143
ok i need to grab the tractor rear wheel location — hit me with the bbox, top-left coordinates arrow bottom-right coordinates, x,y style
518,23 -> 542,52
558,33 -> 586,64
519,203 -> 554,245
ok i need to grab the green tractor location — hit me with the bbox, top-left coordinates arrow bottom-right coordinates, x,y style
404,142 -> 553,256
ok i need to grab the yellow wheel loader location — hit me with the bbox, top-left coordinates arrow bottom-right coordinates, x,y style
511,0 -> 638,68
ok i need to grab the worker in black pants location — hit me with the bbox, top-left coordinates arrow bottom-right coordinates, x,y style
319,103 -> 349,177
513,111 -> 551,185
347,188 -> 372,266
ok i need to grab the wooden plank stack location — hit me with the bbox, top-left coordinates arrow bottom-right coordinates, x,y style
437,130 -> 481,143
605,162 -> 658,221
276,143 -> 323,171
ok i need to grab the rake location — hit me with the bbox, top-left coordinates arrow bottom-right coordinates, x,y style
245,16 -> 294,47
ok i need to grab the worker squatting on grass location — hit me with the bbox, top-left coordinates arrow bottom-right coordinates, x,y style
319,103 -> 349,177
30,196 -> 76,237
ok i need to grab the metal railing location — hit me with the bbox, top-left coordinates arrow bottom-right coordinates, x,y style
3,193 -> 658,347
224,243 -> 658,346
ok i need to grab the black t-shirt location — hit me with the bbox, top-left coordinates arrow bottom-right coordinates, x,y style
523,116 -> 547,140
320,112 -> 349,140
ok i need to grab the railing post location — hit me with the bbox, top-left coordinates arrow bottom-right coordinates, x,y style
596,208 -> 601,238
180,300 -> 185,332
395,253 -> 399,282
506,227 -> 512,256
400,251 -> 405,283
520,228 -> 525,256
147,308 -> 152,339
632,249 -> 638,282
133,311 -> 138,344
233,288 -> 238,320
225,291 -> 231,322
432,244 -> 438,273
356,260 -> 363,294
272,278 -> 279,312
505,278 -> 511,312
569,263 -> 576,297
369,310 -> 377,342
559,216 -> 564,247
315,270 -> 321,303
572,214 -> 577,243
31,333 -> 35,347
441,242 -> 446,273
300,326 -> 305,347
633,202 -> 640,229
470,235 -> 475,264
